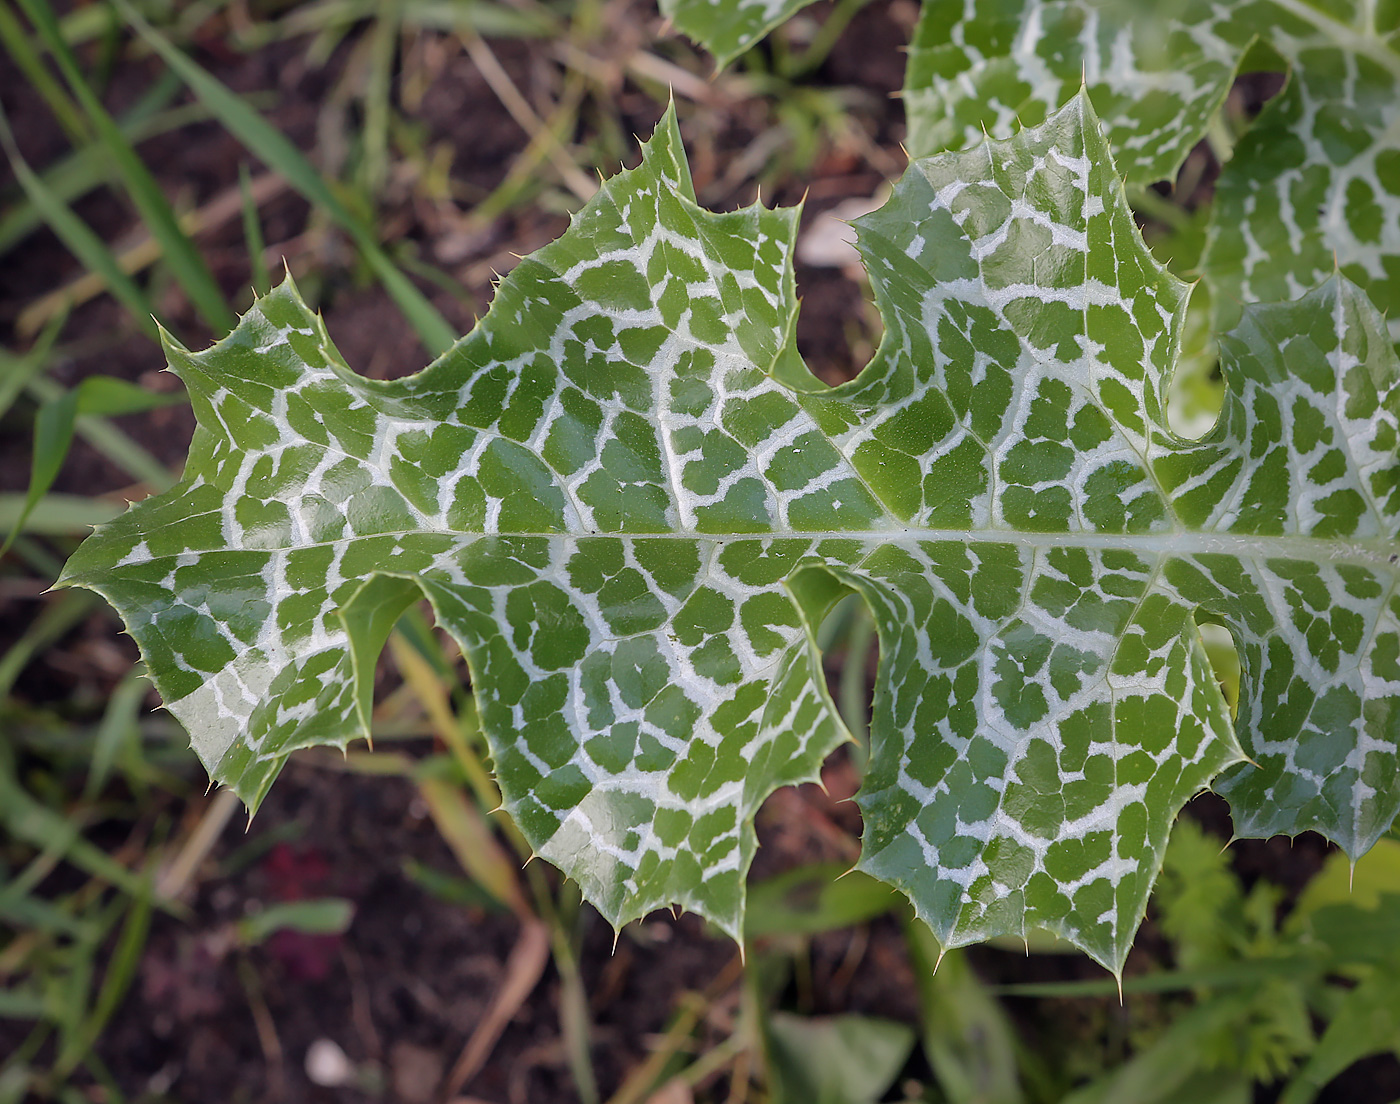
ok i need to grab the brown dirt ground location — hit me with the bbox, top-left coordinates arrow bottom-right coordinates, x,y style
3,3 -> 1398,1102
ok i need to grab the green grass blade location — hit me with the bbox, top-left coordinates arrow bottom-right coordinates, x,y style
0,1029 -> 50,1101
2,377 -> 180,556
0,312 -> 66,421
51,896 -> 112,1055
14,0 -> 235,334
0,353 -> 47,423
76,1052 -> 127,1104
0,590 -> 99,699
238,163 -> 271,295
55,877 -> 154,1077
0,493 -> 121,537
0,73 -> 185,256
362,0 -> 398,197
402,0 -> 558,36
0,106 -> 158,337
1,389 -> 79,558
0,747 -> 165,906
235,898 -> 354,945
25,374 -> 175,490
0,889 -> 95,942
0,990 -> 46,1020
73,375 -> 186,418
275,0 -> 558,41
5,534 -> 67,579
402,857 -> 509,910
111,0 -> 457,355
85,664 -> 149,799
0,1 -> 87,143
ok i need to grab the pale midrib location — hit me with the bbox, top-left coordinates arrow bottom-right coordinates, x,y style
1267,0 -> 1400,79
102,526 -> 1400,568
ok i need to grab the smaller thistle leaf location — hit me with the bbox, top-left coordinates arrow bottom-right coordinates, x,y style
903,0 -> 1400,341
660,0 -> 819,67
903,0 -> 1253,184
1203,47 -> 1400,347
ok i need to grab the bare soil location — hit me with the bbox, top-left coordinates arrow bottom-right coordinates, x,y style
2,3 -> 1396,1102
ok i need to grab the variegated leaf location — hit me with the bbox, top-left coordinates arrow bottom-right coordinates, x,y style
903,0 -> 1252,183
660,0 -> 818,66
905,0 -> 1400,343
61,97 -> 1400,974
1202,4 -> 1400,345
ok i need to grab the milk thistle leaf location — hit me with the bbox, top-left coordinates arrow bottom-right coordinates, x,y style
61,98 -> 1400,974
660,0 -> 819,66
904,0 -> 1400,344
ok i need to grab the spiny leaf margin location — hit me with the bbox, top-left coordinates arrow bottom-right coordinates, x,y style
59,96 -> 1400,974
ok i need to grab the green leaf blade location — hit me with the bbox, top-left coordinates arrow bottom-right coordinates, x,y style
904,0 -> 1400,346
836,93 -> 1250,970
660,0 -> 820,67
1173,276 -> 1400,856
1202,48 -> 1400,346
112,0 -> 457,356
59,104 -> 859,939
903,0 -> 1252,183
60,97 -> 1400,974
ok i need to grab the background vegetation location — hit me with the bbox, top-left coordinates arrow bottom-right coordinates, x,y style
3,2 -> 1400,1102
